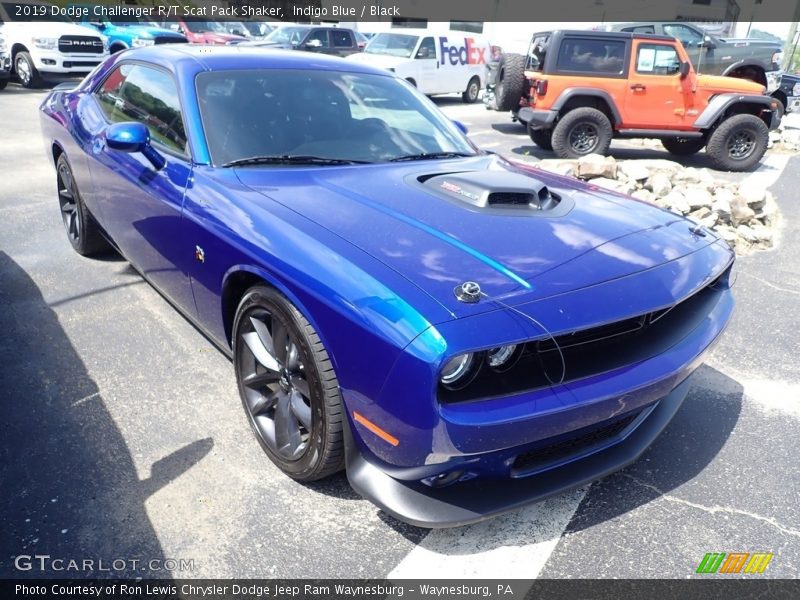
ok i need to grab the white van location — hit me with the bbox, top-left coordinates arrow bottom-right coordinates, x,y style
347,29 -> 490,103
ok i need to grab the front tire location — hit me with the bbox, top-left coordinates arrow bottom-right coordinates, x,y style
661,137 -> 706,156
0,79 -> 8,90
551,107 -> 613,158
528,126 -> 553,150
14,51 -> 41,89
56,154 -> 109,256
462,76 -> 480,103
233,286 -> 344,481
705,114 -> 769,171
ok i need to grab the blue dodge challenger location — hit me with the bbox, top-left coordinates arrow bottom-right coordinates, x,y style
40,46 -> 734,527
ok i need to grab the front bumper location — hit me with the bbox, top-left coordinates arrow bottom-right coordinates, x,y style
0,52 -> 11,80
347,376 -> 693,528
786,95 -> 800,113
32,49 -> 106,75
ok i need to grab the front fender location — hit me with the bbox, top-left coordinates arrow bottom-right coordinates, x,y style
693,93 -> 781,129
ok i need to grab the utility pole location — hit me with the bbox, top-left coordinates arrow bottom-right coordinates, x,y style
785,21 -> 799,71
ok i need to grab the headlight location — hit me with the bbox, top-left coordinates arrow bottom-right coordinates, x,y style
0,34 -> 7,52
793,82 -> 800,97
440,353 -> 479,389
33,37 -> 57,50
102,37 -> 109,53
772,51 -> 783,65
132,38 -> 155,48
486,344 -> 520,371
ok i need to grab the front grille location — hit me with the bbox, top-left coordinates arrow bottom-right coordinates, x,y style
439,270 -> 729,403
511,410 -> 641,475
58,36 -> 104,55
63,61 -> 101,68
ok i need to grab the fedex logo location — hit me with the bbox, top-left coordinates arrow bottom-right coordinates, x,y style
439,37 -> 486,66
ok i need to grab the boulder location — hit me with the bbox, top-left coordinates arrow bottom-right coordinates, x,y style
631,189 -> 655,203
684,185 -> 713,210
645,172 -> 672,197
619,160 -> 651,182
736,224 -> 759,244
730,196 -> 755,224
536,159 -> 577,177
737,180 -> 767,209
575,154 -> 617,179
711,188 -> 734,222
663,190 -> 690,214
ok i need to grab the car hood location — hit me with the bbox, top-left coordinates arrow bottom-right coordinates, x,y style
236,156 -> 719,317
696,74 -> 765,94
347,52 -> 410,69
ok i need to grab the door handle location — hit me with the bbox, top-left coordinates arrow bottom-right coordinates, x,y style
630,83 -> 646,91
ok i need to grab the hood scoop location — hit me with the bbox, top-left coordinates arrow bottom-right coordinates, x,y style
416,171 -> 572,216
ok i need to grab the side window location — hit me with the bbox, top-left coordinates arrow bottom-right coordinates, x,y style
306,29 -> 329,47
636,44 -> 681,75
663,24 -> 703,47
527,34 -> 549,71
95,64 -> 188,155
622,26 -> 655,34
556,38 -> 626,74
331,30 -> 353,48
415,37 -> 435,59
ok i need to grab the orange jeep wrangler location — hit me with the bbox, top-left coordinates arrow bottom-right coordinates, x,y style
488,30 -> 782,171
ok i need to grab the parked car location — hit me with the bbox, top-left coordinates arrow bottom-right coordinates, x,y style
605,22 -> 782,89
0,31 -> 11,90
157,19 -> 245,45
248,25 -> 361,57
40,45 -> 734,527
487,30 -> 781,170
71,12 -> 187,53
348,29 -> 490,103
0,0 -> 109,88
770,71 -> 800,114
219,21 -> 269,41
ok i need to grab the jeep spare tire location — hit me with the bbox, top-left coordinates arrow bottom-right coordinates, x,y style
494,53 -> 525,112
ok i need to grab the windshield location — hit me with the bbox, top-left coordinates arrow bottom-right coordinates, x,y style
365,33 -> 420,58
1,2 -> 72,22
107,17 -> 157,26
183,20 -> 226,34
265,26 -> 311,45
196,69 -> 476,166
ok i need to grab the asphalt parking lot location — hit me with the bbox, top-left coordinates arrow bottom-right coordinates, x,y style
1,83 -> 799,580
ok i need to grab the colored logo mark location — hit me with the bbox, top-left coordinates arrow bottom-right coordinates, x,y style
696,552 -> 773,574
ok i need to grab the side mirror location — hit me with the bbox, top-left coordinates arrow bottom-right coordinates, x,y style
452,120 -> 468,134
90,21 -> 106,31
700,35 -> 716,50
105,122 -> 166,170
679,61 -> 691,79
305,39 -> 323,49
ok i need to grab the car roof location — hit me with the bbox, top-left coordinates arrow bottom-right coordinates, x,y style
535,29 -> 676,43
125,45 -> 389,76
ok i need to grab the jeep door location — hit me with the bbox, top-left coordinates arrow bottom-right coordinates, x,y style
624,40 -> 695,129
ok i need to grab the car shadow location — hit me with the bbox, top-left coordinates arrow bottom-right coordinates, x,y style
372,364 -> 742,543
0,251 -> 212,579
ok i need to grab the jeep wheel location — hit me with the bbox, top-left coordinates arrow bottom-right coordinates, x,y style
661,137 -> 706,156
551,107 -> 613,158
528,127 -> 553,150
494,53 -> 525,112
15,51 -> 42,89
705,114 -> 769,171
462,76 -> 481,104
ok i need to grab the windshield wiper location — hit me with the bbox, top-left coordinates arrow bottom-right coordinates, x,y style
222,155 -> 372,168
389,151 -> 476,162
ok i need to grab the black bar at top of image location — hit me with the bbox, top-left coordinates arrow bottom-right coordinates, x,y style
6,0 -> 800,23
3,579 -> 800,600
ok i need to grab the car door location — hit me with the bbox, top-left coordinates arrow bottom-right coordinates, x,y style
624,40 -> 696,129
330,29 -> 357,56
302,29 -> 330,53
86,62 -> 196,313
414,36 -> 440,92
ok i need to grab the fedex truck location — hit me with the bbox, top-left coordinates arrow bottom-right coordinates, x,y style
347,29 -> 490,103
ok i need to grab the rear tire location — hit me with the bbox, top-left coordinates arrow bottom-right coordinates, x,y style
56,154 -> 109,256
528,126 -> 553,150
705,114 -> 769,171
0,79 -> 8,90
494,53 -> 525,112
661,137 -> 706,156
14,51 -> 42,89
462,76 -> 480,103
551,107 -> 613,158
233,286 -> 344,482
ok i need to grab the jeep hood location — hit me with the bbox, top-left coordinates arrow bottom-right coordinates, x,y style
696,74 -> 765,94
236,156 -> 720,317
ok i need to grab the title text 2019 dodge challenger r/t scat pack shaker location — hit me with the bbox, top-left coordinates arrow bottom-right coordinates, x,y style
40,46 -> 734,528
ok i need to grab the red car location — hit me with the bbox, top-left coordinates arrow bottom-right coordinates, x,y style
160,19 -> 245,45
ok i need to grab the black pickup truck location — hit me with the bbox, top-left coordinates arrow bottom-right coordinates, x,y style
607,22 -> 782,88
771,71 -> 800,114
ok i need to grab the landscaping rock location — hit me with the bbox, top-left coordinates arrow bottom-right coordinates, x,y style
645,172 -> 672,197
576,154 -> 617,179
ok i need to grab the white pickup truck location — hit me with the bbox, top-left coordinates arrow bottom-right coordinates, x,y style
0,1 -> 109,88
